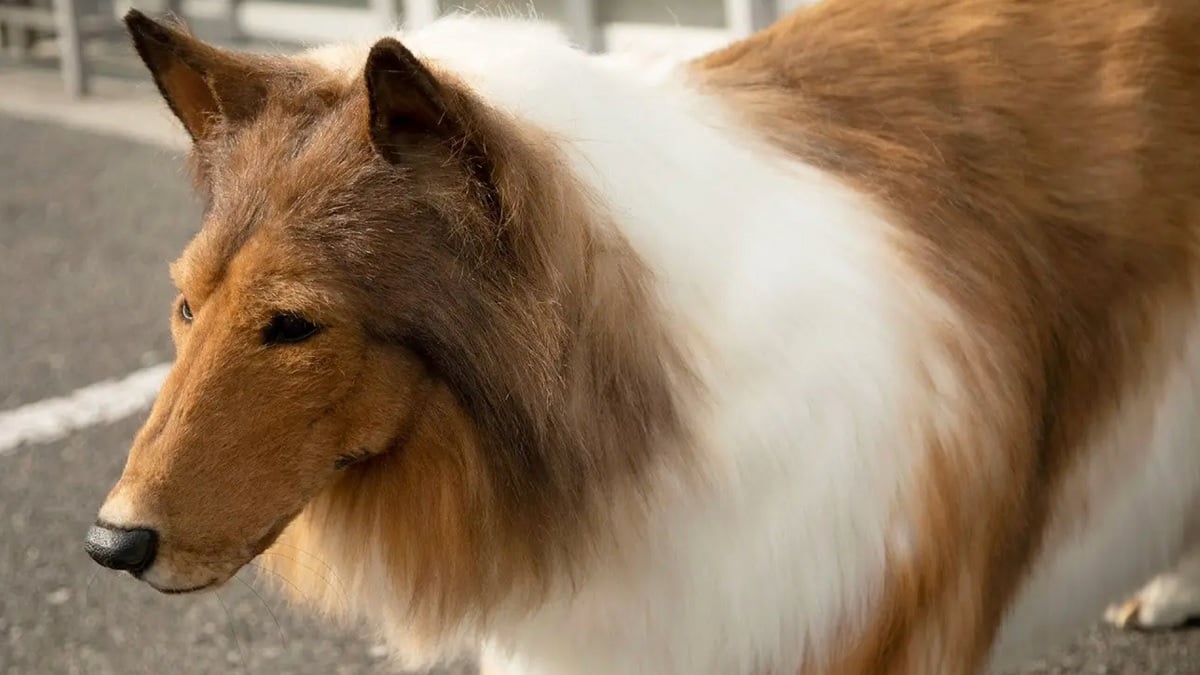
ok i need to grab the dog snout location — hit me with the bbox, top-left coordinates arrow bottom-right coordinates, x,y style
84,523 -> 158,574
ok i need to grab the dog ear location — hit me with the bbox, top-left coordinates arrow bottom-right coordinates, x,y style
124,9 -> 276,141
363,37 -> 461,162
364,37 -> 501,218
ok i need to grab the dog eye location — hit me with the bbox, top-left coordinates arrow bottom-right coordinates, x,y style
263,313 -> 321,345
179,299 -> 193,322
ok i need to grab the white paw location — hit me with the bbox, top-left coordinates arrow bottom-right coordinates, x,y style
1105,551 -> 1200,630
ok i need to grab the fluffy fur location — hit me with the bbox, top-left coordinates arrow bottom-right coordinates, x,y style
1106,518 -> 1200,631
91,1 -> 1200,674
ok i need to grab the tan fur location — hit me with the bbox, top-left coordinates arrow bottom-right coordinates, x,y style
696,1 -> 1200,672
105,11 -> 692,637
95,2 -> 1200,673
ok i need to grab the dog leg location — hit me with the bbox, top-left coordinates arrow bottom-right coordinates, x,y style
1105,542 -> 1200,630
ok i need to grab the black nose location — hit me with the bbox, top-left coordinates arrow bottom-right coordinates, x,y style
84,524 -> 158,574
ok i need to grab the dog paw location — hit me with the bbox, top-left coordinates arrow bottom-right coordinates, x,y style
1105,552 -> 1200,630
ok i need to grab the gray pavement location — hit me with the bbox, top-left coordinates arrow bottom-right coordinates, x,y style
0,112 -> 1197,675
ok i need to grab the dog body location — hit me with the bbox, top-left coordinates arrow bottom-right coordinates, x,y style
91,1 -> 1200,674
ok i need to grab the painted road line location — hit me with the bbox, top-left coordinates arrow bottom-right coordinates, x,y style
0,364 -> 171,455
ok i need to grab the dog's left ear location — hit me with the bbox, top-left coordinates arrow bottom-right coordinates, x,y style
124,9 -> 280,142
364,37 -> 466,162
364,37 -> 500,217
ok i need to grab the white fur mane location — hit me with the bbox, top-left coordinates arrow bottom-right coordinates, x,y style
308,17 -> 948,674
303,15 -> 1200,675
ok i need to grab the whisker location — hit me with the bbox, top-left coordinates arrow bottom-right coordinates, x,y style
79,573 -> 156,675
215,589 -> 252,675
235,574 -> 288,648
82,567 -> 104,601
254,550 -> 349,598
245,563 -> 343,607
260,542 -> 348,585
178,547 -> 350,599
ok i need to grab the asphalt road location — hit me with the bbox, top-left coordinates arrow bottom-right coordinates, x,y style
1,112 -> 1197,674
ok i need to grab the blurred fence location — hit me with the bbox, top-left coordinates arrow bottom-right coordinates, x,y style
0,0 -> 818,98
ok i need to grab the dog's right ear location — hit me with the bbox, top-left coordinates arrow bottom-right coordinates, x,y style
123,10 -> 276,141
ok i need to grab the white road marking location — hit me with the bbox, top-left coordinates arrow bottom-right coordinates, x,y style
0,364 -> 171,455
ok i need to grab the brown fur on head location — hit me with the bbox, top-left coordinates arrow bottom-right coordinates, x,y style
94,10 -> 687,641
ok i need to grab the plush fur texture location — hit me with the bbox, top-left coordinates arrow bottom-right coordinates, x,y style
1105,514 -> 1200,632
92,1 -> 1200,673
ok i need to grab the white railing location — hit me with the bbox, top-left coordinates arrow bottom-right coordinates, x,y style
172,0 -> 813,51
26,0 -> 816,97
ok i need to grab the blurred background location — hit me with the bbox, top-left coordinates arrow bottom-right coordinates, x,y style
1,0 -> 1199,673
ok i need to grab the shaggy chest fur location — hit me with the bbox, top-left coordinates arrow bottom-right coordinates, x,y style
304,4 -> 1200,671
93,1 -> 1200,674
